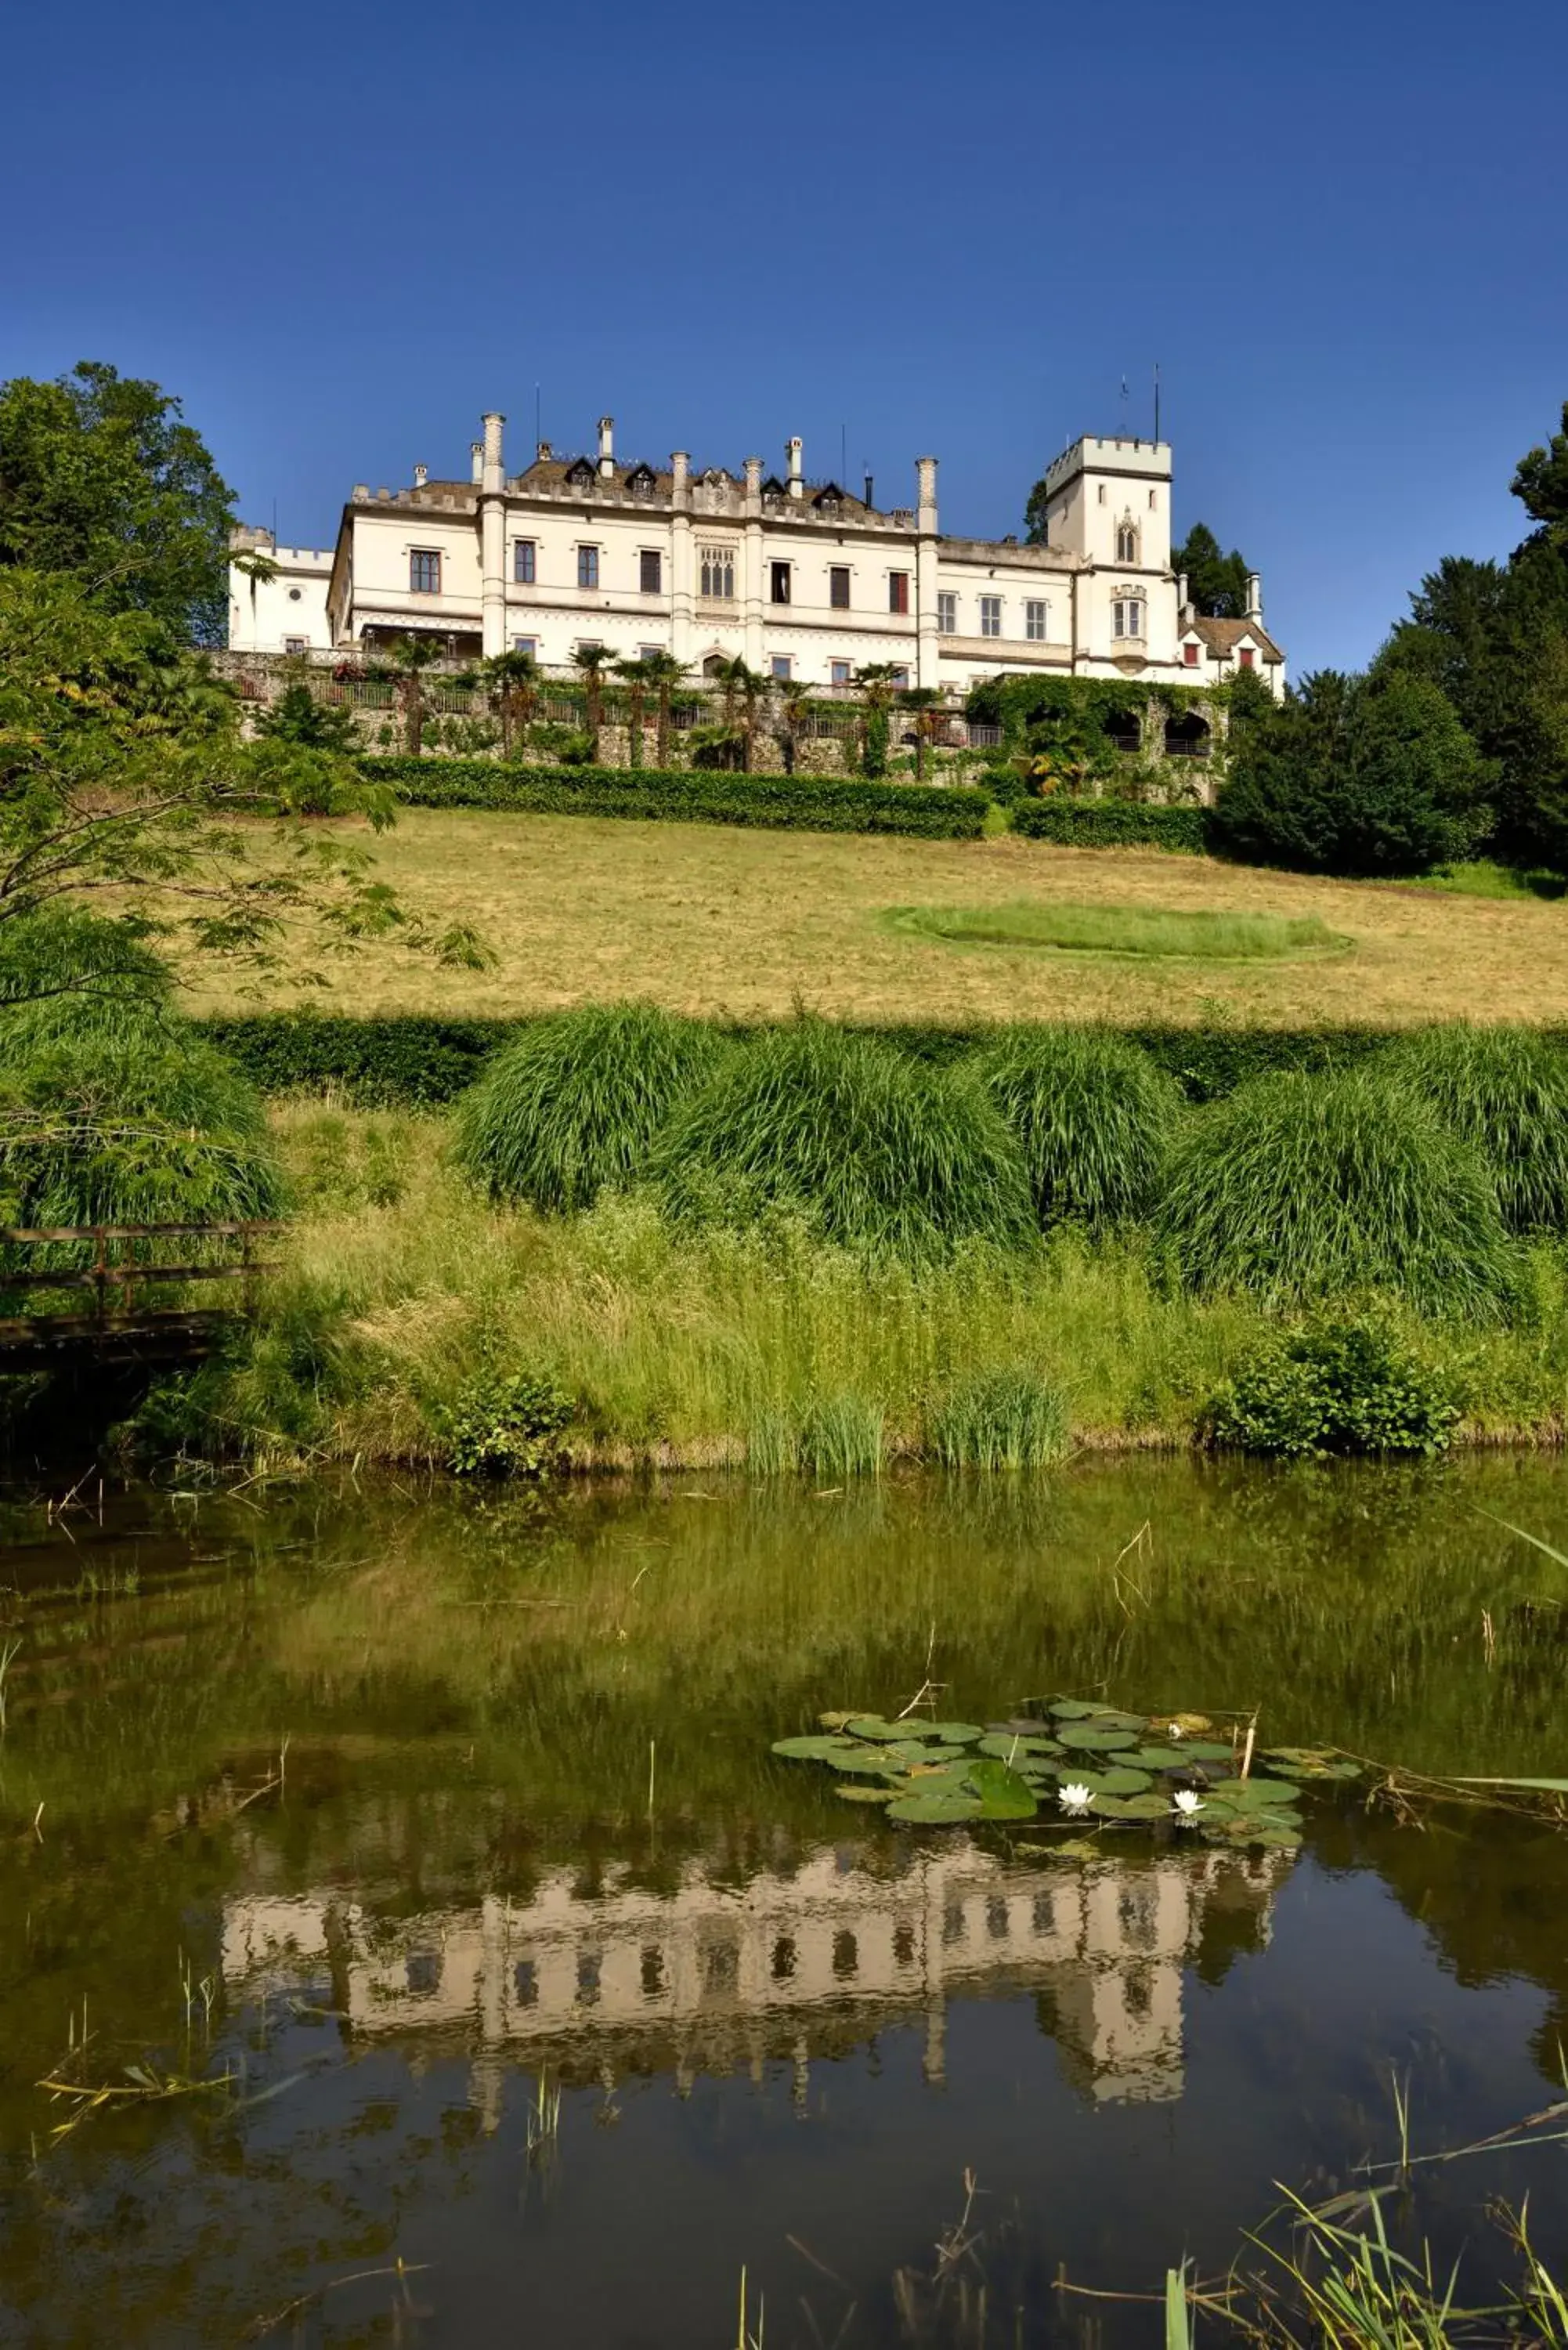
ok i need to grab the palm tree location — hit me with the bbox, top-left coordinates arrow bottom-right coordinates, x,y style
388,634 -> 443,757
613,654 -> 652,770
898,685 -> 944,783
853,663 -> 898,779
570,643 -> 616,759
630,650 -> 687,769
712,656 -> 767,772
776,678 -> 811,776
471,649 -> 538,759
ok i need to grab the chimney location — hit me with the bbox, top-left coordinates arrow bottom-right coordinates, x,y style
671,449 -> 690,508
863,472 -> 875,509
470,442 -> 482,486
1245,570 -> 1263,623
1176,571 -> 1190,618
598,416 -> 616,479
482,411 -> 505,491
414,464 -> 428,490
786,436 -> 804,499
536,439 -> 553,463
744,455 -> 763,504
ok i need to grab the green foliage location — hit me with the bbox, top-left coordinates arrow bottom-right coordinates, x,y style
1386,1024 -> 1568,1234
796,1390 -> 887,1479
1157,1065 -> 1512,1315
978,1025 -> 1185,1230
1005,795 -> 1211,852
892,901 -> 1343,961
862,707 -> 890,778
1203,1316 -> 1461,1458
0,998 -> 285,1248
1512,398 -> 1568,539
925,1366 -> 1068,1466
1212,668 -> 1490,877
255,679 -> 361,755
452,1001 -> 728,1213
0,360 -> 235,643
1172,522 -> 1252,619
966,673 -> 1201,761
434,1368 -> 573,1477
652,1018 -> 1032,1257
365,757 -> 993,838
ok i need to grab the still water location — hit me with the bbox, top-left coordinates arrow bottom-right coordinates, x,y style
2,1458 -> 1568,2345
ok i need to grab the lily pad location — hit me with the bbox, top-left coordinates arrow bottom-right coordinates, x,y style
1120,1748 -> 1198,1774
1205,1778 -> 1303,1810
772,1734 -> 864,1762
977,1733 -> 1060,1761
966,1759 -> 1039,1820
887,1791 -> 986,1825
1057,1725 -> 1138,1752
1081,1710 -> 1149,1733
1262,1746 -> 1362,1780
834,1783 -> 894,1803
845,1715 -> 928,1743
1049,1698 -> 1106,1719
1168,1741 -> 1237,1763
1093,1792 -> 1172,1821
818,1710 -> 856,1730
921,1722 -> 987,1745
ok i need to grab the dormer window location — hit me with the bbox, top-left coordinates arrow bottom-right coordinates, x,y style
565,457 -> 596,490
1237,645 -> 1255,668
1183,639 -> 1200,667
625,462 -> 657,496
814,483 -> 844,515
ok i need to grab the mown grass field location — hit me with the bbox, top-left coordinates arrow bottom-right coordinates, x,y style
177,811 -> 1568,1027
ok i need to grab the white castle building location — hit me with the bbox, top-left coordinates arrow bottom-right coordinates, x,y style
229,410 -> 1284,695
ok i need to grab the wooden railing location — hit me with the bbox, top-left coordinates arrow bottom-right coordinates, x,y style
0,1222 -> 285,1326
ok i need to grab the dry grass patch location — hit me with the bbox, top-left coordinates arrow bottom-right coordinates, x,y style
175,812 -> 1568,1029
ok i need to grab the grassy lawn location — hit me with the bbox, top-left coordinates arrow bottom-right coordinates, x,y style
178,811 -> 1568,1028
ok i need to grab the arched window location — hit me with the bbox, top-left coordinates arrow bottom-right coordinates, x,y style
1115,519 -> 1139,564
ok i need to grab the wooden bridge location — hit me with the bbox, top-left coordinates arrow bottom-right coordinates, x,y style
0,1222 -> 284,1370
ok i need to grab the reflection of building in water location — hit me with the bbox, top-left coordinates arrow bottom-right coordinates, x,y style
223,1842 -> 1285,2117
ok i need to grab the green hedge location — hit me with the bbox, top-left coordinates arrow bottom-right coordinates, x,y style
363,758 -> 992,840
198,1013 -> 1453,1111
1007,797 -> 1212,853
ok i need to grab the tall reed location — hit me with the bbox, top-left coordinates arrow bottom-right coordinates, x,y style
1388,1022 -> 1568,1235
977,1024 -> 1184,1231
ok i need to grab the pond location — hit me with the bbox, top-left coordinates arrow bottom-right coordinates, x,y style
2,1457 -> 1567,2345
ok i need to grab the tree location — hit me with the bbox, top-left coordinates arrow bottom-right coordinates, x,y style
0,361 -> 236,643
0,569 -> 487,998
1173,522 -> 1252,619
1211,668 -> 1489,877
776,678 -> 810,776
898,686 -> 944,781
630,650 -> 686,768
387,634 -> 443,757
854,663 -> 897,779
613,654 -> 649,768
256,675 -> 361,757
571,643 -> 615,758
712,656 -> 766,772
1024,478 -> 1051,546
469,649 -> 538,759
1512,399 -> 1568,543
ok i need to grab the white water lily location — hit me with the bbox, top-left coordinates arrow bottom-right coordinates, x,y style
1058,1782 -> 1093,1815
1172,1788 -> 1205,1820
1166,1723 -> 1187,1741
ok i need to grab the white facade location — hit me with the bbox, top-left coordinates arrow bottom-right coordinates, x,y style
227,527 -> 334,653
229,411 -> 1284,692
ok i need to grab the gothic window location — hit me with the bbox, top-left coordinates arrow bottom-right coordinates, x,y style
1115,519 -> 1140,563
699,544 -> 735,599
409,548 -> 440,594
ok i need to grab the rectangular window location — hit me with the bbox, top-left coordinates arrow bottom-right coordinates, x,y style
770,561 -> 791,605
1024,598 -> 1046,641
410,548 -> 440,595
577,545 -> 600,589
889,665 -> 909,689
830,660 -> 851,686
979,595 -> 1002,638
699,544 -> 735,599
1183,639 -> 1200,667
284,636 -> 306,655
514,540 -> 536,584
576,639 -> 602,656
639,549 -> 662,595
1238,645 -> 1255,667
829,566 -> 851,609
937,591 -> 956,634
639,642 -> 662,660
1113,598 -> 1146,640
512,635 -> 538,657
771,655 -> 791,680
888,571 -> 909,615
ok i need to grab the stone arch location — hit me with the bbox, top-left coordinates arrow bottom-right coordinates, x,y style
1163,709 -> 1212,760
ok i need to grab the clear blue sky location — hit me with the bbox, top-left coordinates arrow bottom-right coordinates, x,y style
4,0 -> 1564,674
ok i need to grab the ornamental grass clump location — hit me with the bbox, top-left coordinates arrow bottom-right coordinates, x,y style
453,1001 -> 728,1213
1386,1023 -> 1568,1235
1156,1065 -> 1512,1316
652,1018 -> 1031,1257
977,1025 -> 1184,1231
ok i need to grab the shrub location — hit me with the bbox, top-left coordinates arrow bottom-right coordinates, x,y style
926,1367 -> 1068,1467
1201,1318 -> 1461,1457
652,1018 -> 1032,1256
1006,796 -> 1211,853
453,1001 -> 727,1213
1156,1065 -> 1512,1314
0,1000 -> 285,1256
435,1368 -> 573,1476
1386,1024 -> 1568,1234
1211,669 -> 1490,877
977,1026 -> 1184,1230
364,757 -> 993,840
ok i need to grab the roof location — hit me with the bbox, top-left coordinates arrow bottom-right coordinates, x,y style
1184,614 -> 1284,664
507,456 -> 886,515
